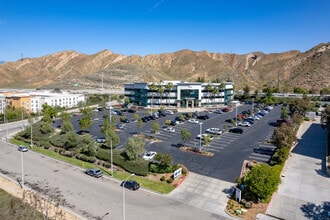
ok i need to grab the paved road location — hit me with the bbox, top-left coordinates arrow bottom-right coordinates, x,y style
264,118 -> 330,220
0,140 -> 226,220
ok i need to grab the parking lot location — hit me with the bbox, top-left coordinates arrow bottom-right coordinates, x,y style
54,103 -> 282,183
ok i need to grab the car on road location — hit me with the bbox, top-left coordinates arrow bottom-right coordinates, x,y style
206,128 -> 223,135
229,127 -> 244,134
188,119 -> 199,124
163,127 -> 175,132
121,180 -> 140,191
18,145 -> 28,152
127,108 -> 136,113
85,168 -> 103,178
142,151 -> 157,160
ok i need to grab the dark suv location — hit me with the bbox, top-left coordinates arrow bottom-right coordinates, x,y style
229,127 -> 243,134
121,180 -> 140,191
197,114 -> 209,120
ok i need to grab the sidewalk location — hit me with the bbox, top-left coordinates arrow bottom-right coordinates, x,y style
261,118 -> 330,220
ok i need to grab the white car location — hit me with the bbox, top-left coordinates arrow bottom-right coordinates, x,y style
163,127 -> 175,132
196,134 -> 214,140
165,110 -> 174,115
206,128 -> 223,135
239,121 -> 251,127
188,119 -> 199,124
142,151 -> 157,160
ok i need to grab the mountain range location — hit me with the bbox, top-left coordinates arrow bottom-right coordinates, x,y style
0,42 -> 329,91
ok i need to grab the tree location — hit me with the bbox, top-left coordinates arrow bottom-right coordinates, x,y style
125,137 -> 145,160
101,118 -> 120,147
63,131 -> 79,150
242,163 -> 281,201
41,103 -> 57,119
152,122 -> 159,133
181,129 -> 191,143
148,83 -> 157,107
289,98 -> 311,117
243,85 -> 250,99
157,85 -> 165,106
60,112 -> 74,134
280,107 -> 288,120
205,84 -> 213,105
79,107 -> 93,131
154,153 -> 173,167
212,86 -> 219,104
165,82 -> 173,106
40,113 -> 53,134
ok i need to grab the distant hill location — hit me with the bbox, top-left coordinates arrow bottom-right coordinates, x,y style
0,43 -> 329,91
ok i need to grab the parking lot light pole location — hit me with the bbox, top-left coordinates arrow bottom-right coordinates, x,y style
123,173 -> 135,220
235,103 -> 238,127
199,122 -> 203,151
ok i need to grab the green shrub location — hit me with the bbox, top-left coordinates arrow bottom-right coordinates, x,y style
96,148 -> 110,162
122,159 -> 149,176
167,177 -> 173,183
76,154 -> 96,163
160,176 -> 166,181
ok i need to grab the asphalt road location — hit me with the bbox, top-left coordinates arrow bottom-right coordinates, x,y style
0,141 -> 224,220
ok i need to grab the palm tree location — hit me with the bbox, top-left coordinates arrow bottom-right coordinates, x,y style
205,84 -> 213,105
157,85 -> 165,107
165,82 -> 173,106
148,83 -> 157,107
212,87 -> 219,104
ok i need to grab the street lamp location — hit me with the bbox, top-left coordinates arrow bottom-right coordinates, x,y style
110,140 -> 113,177
101,212 -> 109,219
122,173 -> 135,220
199,122 -> 203,151
21,150 -> 24,188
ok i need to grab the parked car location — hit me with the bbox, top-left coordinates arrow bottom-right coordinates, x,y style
142,151 -> 157,160
188,119 -> 200,124
120,118 -> 130,123
96,137 -> 106,143
197,114 -> 209,120
213,109 -> 223,114
196,133 -> 214,140
127,108 -> 136,113
85,168 -> 103,178
165,110 -> 174,115
141,116 -> 149,122
121,180 -> 140,191
116,123 -> 124,130
238,121 -> 251,127
206,128 -> 223,135
163,127 -> 175,132
18,145 -> 28,152
229,127 -> 244,134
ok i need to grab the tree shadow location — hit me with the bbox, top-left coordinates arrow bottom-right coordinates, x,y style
300,201 -> 330,220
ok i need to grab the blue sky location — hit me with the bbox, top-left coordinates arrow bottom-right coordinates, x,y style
1,0 -> 330,61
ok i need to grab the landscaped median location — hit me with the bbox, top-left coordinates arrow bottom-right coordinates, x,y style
9,139 -> 185,194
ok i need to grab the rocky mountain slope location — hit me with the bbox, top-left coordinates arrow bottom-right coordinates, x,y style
0,42 -> 329,91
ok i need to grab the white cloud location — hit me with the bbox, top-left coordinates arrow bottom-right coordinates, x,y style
149,0 -> 165,13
